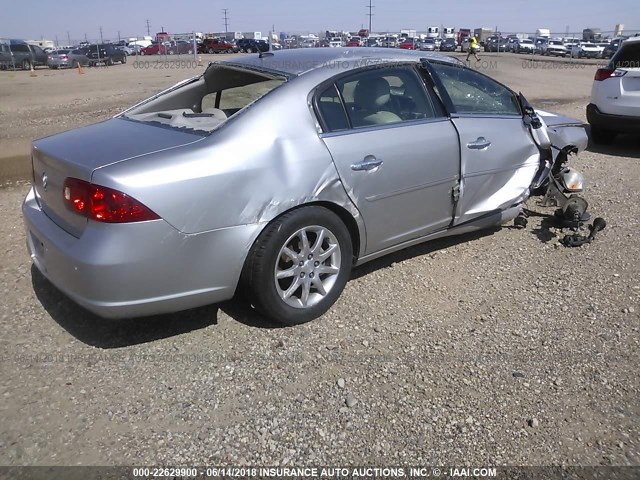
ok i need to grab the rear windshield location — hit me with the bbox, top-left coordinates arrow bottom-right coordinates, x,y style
611,42 -> 640,69
123,66 -> 286,134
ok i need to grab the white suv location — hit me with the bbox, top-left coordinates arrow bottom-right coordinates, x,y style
587,36 -> 640,144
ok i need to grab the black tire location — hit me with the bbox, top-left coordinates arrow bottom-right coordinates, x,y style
208,48 -> 214,54
242,206 -> 353,325
107,57 -> 114,66
121,55 -> 127,64
590,126 -> 616,145
22,59 -> 31,70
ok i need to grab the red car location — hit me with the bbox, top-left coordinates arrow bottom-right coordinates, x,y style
399,38 -> 419,50
198,38 -> 236,54
140,43 -> 168,55
346,36 -> 362,47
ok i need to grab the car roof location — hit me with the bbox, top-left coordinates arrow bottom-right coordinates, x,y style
218,47 -> 462,77
622,36 -> 640,44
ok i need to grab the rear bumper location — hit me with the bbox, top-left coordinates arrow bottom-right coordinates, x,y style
22,187 -> 261,319
587,103 -> 640,134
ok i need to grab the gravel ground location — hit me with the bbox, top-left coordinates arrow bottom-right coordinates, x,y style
0,53 -> 639,468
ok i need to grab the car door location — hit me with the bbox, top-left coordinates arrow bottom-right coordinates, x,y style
426,62 -> 541,226
316,65 -> 460,255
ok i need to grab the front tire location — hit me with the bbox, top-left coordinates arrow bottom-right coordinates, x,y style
121,55 -> 127,64
242,206 -> 353,325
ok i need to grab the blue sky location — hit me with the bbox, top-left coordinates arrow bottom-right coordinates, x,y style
1,0 -> 637,41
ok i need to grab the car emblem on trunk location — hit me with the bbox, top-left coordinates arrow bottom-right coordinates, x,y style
42,173 -> 48,191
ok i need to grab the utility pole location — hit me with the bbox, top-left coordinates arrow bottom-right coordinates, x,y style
55,35 -> 59,47
366,0 -> 374,33
118,30 -> 121,42
222,9 -> 230,34
67,31 -> 71,46
99,26 -> 104,44
84,33 -> 88,42
146,19 -> 151,36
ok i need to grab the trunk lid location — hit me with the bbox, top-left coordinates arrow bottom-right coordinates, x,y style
32,117 -> 205,238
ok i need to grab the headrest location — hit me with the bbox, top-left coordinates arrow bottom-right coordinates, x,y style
353,77 -> 391,111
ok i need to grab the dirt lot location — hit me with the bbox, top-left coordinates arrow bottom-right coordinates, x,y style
0,52 -> 639,468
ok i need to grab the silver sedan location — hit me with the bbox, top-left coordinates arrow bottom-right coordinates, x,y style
22,48 -> 588,325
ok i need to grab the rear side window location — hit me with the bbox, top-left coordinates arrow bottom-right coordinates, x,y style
430,63 -> 520,115
317,84 -> 349,132
11,44 -> 30,53
611,42 -> 640,69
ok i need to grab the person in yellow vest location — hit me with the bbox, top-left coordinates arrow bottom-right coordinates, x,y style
466,34 -> 481,62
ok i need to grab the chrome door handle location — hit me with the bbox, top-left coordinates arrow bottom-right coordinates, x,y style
467,137 -> 491,150
351,157 -> 383,171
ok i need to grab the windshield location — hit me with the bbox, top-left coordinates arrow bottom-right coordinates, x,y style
122,66 -> 286,134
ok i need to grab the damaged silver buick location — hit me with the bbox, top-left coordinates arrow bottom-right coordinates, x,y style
22,48 -> 598,325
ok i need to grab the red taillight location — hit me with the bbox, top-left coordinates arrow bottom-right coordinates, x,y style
594,68 -> 614,81
594,68 -> 627,81
63,178 -> 160,223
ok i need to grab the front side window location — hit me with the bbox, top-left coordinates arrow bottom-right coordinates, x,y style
335,67 -> 436,129
430,63 -> 520,115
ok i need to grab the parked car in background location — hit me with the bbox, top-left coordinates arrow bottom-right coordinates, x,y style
534,37 -> 548,54
21,48 -> 589,325
67,48 -> 91,67
439,38 -> 456,52
117,45 -> 135,56
544,39 -> 567,57
7,42 -> 34,69
329,37 -> 343,48
515,38 -> 535,54
587,36 -> 640,144
346,36 -> 362,47
28,44 -> 49,68
235,38 -> 270,53
595,42 -> 609,58
140,43 -> 168,55
318,39 -> 330,48
602,38 -> 624,59
47,49 -> 71,68
381,36 -> 398,48
85,44 -> 127,65
485,36 -> 507,52
167,41 -> 195,55
505,36 -> 519,52
563,38 -> 580,49
399,38 -> 419,50
418,38 -> 436,51
460,37 -> 470,52
365,38 -> 380,47
199,38 -> 237,54
570,42 -> 600,58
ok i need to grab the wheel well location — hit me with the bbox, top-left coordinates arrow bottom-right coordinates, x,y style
265,201 -> 361,263
311,201 -> 361,262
